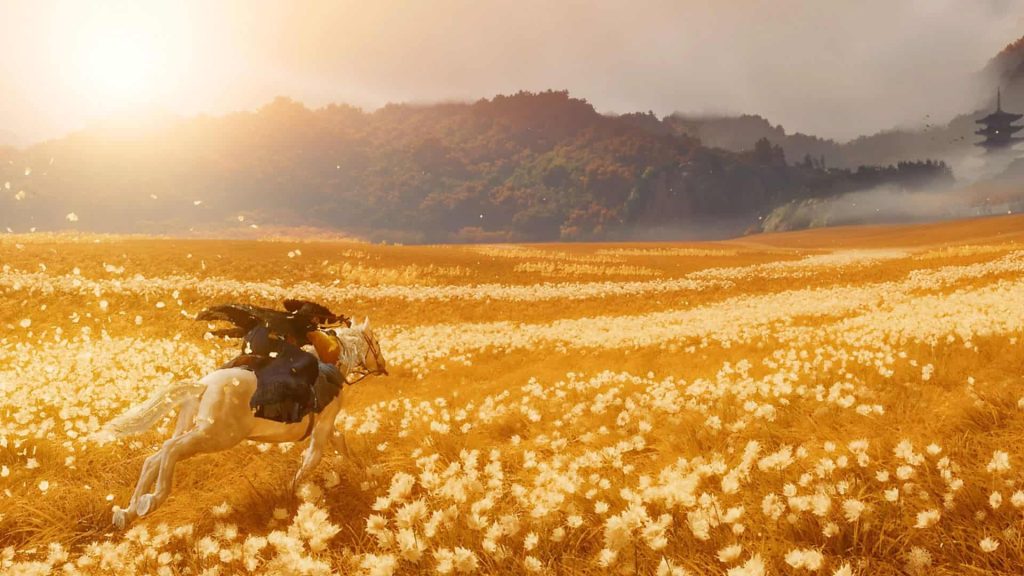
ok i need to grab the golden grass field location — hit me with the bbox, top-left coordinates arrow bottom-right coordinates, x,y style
4,215 -> 1024,575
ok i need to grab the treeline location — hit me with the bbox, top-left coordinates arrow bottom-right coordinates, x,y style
666,112 -> 982,171
0,91 -> 953,242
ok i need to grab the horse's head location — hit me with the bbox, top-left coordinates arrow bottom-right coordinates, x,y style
314,317 -> 388,380
354,317 -> 388,376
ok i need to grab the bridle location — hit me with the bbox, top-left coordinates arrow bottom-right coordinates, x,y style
346,329 -> 387,385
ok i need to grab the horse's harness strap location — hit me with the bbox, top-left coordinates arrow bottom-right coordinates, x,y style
347,370 -> 371,385
297,375 -> 321,442
298,411 -> 316,442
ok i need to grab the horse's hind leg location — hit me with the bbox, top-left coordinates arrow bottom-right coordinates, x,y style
134,399 -> 199,500
114,397 -> 203,528
172,396 -> 200,438
136,423 -> 244,518
114,448 -> 166,529
125,441 -> 180,521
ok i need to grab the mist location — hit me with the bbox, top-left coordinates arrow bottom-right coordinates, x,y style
762,148 -> 1024,233
2,0 -> 1023,145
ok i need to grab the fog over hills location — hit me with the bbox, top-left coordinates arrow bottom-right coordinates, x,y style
672,34 -> 1024,176
0,91 -> 961,242
3,34 -> 1024,242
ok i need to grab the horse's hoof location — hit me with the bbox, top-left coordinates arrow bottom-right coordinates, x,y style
137,494 -> 153,517
112,507 -> 126,529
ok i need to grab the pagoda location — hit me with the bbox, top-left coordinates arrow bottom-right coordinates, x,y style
976,88 -> 1023,153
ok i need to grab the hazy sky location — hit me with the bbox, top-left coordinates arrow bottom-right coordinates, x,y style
2,0 -> 1023,145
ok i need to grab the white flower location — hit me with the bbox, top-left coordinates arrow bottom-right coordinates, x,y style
523,532 -> 538,551
785,548 -> 824,571
360,553 -> 398,576
196,536 -> 219,556
396,528 -> 424,562
980,537 -> 999,552
896,465 -> 915,480
727,554 -> 766,576
914,509 -> 941,529
990,491 -> 1003,510
905,546 -> 932,573
288,502 -> 339,552
1011,491 -> 1024,509
597,548 -> 618,567
987,451 -> 1011,474
211,502 -> 232,518
717,544 -> 742,563
831,563 -> 854,576
452,547 -> 478,573
762,493 -> 785,520
842,499 -> 865,522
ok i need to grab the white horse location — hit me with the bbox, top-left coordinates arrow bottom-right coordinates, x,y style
96,319 -> 387,529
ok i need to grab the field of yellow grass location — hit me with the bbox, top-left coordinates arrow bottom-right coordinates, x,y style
3,215 -> 1024,575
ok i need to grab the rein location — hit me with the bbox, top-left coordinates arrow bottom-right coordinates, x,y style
346,331 -> 386,385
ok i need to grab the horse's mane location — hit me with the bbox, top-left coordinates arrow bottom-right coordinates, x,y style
315,326 -> 364,374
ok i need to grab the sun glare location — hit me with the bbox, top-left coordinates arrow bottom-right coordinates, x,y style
53,4 -> 190,117
78,32 -> 157,107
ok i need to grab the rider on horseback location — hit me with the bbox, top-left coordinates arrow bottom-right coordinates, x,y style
197,299 -> 353,425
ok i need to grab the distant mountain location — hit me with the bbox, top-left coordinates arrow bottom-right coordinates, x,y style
666,111 -> 981,173
0,91 -> 952,242
664,114 -> 843,165
984,36 -> 1024,92
666,111 -> 985,173
668,35 -> 1024,174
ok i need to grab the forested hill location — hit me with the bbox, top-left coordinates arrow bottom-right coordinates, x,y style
0,91 -> 951,242
664,112 -> 981,172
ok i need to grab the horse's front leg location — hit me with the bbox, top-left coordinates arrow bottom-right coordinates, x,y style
292,439 -> 323,493
292,405 -> 342,492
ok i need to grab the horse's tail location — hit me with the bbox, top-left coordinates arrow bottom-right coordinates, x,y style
91,380 -> 206,442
